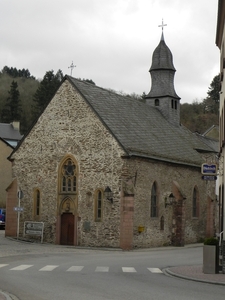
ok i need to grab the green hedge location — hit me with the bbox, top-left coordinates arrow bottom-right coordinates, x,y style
203,237 -> 219,246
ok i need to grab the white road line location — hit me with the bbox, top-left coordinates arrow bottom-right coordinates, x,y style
39,265 -> 58,271
0,264 -> 8,268
67,266 -> 84,272
148,268 -> 163,273
95,266 -> 109,272
10,265 -> 33,271
122,267 -> 137,273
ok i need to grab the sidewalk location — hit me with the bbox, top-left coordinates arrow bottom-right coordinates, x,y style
0,291 -> 18,300
165,265 -> 225,285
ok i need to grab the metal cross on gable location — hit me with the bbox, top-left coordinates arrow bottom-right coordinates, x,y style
158,19 -> 167,31
68,61 -> 76,76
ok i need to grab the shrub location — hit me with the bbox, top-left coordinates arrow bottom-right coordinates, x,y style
203,237 -> 219,246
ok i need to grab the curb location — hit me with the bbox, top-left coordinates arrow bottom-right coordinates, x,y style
0,291 -> 19,300
164,268 -> 225,286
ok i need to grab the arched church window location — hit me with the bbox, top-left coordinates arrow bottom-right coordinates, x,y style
160,216 -> 164,230
150,182 -> 158,218
155,99 -> 159,106
61,158 -> 77,193
175,100 -> 177,110
34,189 -> 40,218
95,190 -> 103,221
192,186 -> 199,218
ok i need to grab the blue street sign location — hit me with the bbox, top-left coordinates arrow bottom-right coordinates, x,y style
201,175 -> 217,181
201,164 -> 217,176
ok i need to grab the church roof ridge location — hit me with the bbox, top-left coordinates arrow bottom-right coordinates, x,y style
66,77 -> 213,167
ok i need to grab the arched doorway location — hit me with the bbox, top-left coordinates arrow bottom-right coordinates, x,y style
57,156 -> 78,246
61,212 -> 74,245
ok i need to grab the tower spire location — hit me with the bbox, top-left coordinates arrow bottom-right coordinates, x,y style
145,23 -> 181,126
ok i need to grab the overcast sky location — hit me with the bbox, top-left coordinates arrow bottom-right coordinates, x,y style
1,0 -> 220,104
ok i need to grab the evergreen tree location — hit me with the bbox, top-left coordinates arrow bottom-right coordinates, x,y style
202,74 -> 220,115
1,66 -> 34,79
32,69 -> 63,118
207,74 -> 220,103
1,80 -> 22,122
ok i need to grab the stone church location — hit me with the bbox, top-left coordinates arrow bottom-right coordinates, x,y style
6,32 -> 218,249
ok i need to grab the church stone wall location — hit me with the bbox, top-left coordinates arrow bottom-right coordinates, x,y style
9,79 -> 217,248
125,157 -> 214,248
10,79 -> 125,247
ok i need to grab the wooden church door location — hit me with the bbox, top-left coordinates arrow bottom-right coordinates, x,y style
60,213 -> 74,245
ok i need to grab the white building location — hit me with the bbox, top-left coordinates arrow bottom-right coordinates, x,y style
216,0 -> 225,273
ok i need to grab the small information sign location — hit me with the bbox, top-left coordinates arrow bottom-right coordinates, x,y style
24,221 -> 44,243
14,207 -> 24,212
201,164 -> 217,176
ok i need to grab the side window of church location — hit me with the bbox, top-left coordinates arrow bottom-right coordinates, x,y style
95,190 -> 103,221
61,158 -> 77,193
150,182 -> 158,218
34,189 -> 40,217
192,187 -> 199,218
155,99 -> 159,106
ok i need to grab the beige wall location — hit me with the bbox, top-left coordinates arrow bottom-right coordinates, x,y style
0,140 -> 13,207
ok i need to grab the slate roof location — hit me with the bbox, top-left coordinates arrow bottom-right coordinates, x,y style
150,32 -> 176,72
0,123 -> 23,141
67,76 -> 215,167
194,132 -> 219,153
146,32 -> 180,100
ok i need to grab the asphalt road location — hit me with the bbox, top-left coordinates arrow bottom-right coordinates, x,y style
0,230 -> 224,300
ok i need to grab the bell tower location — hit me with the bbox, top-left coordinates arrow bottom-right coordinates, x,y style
145,20 -> 181,126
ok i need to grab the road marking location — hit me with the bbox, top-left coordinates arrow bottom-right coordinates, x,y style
10,265 -> 33,271
95,266 -> 109,272
67,266 -> 84,272
2,263 -> 164,274
39,265 -> 58,271
148,268 -> 163,273
122,267 -> 137,273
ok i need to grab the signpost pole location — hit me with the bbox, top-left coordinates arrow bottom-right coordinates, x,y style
17,197 -> 20,240
17,190 -> 23,240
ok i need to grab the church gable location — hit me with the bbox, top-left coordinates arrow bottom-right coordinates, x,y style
9,79 -> 126,245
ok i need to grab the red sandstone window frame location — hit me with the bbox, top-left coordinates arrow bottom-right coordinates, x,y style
60,158 -> 77,194
192,186 -> 199,218
33,188 -> 41,219
95,190 -> 103,222
150,182 -> 158,218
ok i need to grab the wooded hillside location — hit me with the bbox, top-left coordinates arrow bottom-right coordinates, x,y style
0,66 -> 219,136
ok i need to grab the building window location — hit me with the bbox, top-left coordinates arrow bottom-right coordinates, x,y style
175,100 -> 177,110
95,190 -> 103,221
34,189 -> 40,217
155,99 -> 159,106
61,158 -> 77,193
160,216 -> 164,230
171,99 -> 174,108
192,186 -> 199,218
150,182 -> 158,218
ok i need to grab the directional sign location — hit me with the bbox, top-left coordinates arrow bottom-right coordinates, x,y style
201,164 -> 217,176
201,175 -> 217,181
14,207 -> 24,212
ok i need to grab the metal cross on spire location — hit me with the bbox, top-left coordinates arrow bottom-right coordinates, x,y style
68,61 -> 76,76
158,19 -> 167,31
